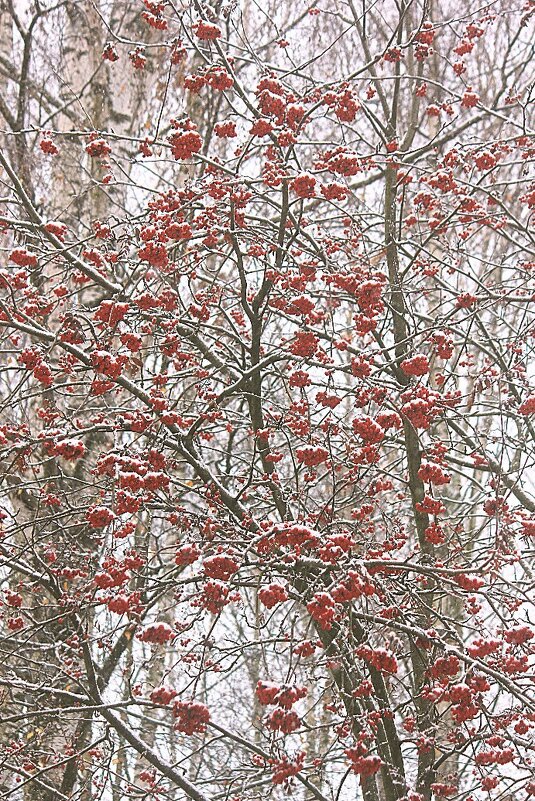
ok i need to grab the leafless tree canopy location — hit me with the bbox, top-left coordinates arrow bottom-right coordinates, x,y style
0,1 -> 534,801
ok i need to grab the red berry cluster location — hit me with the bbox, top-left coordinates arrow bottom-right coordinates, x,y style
291,173 -> 316,198
296,446 -> 329,467
270,751 -> 305,786
173,701 -> 210,734
266,708 -> 301,733
138,621 -> 175,645
94,301 -> 130,326
355,645 -> 398,675
192,20 -> 221,41
345,750 -> 382,778
150,686 -> 178,705
85,136 -> 112,158
175,543 -> 200,565
289,331 -> 319,357
51,439 -> 86,461
86,506 -> 115,529
400,353 -> 430,376
417,461 -> 451,486
10,248 -> 37,267
91,350 -> 127,379
256,681 -> 307,708
353,417 -> 385,444
168,119 -> 202,160
203,554 -> 239,581
258,583 -> 288,609
306,592 -> 337,629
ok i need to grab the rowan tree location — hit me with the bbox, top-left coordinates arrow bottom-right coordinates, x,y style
0,1 -> 534,801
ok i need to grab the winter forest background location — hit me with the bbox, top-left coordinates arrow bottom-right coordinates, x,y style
0,1 -> 534,800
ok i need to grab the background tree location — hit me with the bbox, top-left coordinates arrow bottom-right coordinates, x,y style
1,1 -> 534,801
